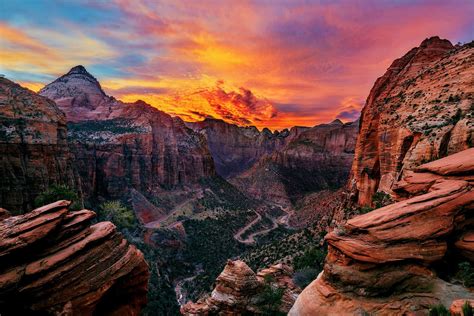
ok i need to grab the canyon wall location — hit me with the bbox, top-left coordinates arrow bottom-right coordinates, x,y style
40,66 -> 215,202
0,77 -> 78,213
231,119 -> 358,206
187,118 -> 307,178
350,37 -> 473,206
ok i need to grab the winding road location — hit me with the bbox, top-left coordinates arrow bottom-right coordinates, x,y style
233,210 -> 283,244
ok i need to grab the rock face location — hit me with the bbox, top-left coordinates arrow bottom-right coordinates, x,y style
231,119 -> 358,206
290,148 -> 474,315
187,118 -> 304,178
0,77 -> 78,213
40,66 -> 215,202
350,37 -> 474,206
181,260 -> 300,315
0,200 -> 149,315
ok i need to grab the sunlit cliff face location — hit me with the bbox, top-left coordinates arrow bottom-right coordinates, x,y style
1,0 -> 473,130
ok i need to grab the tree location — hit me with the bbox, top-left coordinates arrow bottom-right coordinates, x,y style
34,185 -> 81,210
98,201 -> 136,230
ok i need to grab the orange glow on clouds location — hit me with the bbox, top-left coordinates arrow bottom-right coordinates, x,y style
0,1 -> 472,130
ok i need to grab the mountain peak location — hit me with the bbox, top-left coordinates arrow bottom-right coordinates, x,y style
419,36 -> 453,49
67,65 -> 93,76
329,119 -> 343,125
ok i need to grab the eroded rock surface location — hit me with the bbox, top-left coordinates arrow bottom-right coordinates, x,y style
350,37 -> 473,206
181,260 -> 300,315
290,148 -> 474,315
187,118 -> 306,178
0,200 -> 149,315
40,66 -> 215,203
0,77 -> 78,213
231,119 -> 358,206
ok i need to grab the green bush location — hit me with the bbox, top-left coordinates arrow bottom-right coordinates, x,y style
428,304 -> 449,316
457,261 -> 474,287
259,275 -> 285,315
463,301 -> 473,316
34,185 -> 81,210
293,267 -> 319,289
293,247 -> 327,271
97,201 -> 136,230
372,191 -> 392,209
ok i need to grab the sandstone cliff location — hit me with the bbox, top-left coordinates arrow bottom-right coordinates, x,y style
350,37 -> 474,206
187,118 -> 305,178
0,200 -> 149,315
181,260 -> 300,315
40,66 -> 215,204
231,119 -> 358,207
0,77 -> 78,213
290,148 -> 474,315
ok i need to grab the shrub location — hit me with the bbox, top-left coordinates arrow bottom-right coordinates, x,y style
457,261 -> 474,287
293,267 -> 319,289
359,206 -> 374,214
428,304 -> 449,316
463,301 -> 473,316
97,200 -> 136,230
34,185 -> 81,210
372,191 -> 392,209
293,247 -> 327,271
259,275 -> 285,315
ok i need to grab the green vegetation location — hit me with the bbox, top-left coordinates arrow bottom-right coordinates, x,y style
293,246 -> 327,271
428,304 -> 449,316
258,275 -> 285,316
372,191 -> 392,209
181,210 -> 253,299
198,176 -> 256,210
67,118 -> 146,142
292,246 -> 327,289
96,200 -> 136,230
456,261 -> 474,287
34,185 -> 81,210
463,301 -> 474,316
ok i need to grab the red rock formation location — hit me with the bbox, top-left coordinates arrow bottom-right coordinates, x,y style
39,66 -> 215,203
0,200 -> 149,315
290,148 -> 474,315
187,118 -> 300,178
181,260 -> 300,315
231,119 -> 358,206
0,77 -> 78,213
350,37 -> 473,206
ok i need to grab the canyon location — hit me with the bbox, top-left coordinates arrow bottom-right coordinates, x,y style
0,35 -> 472,315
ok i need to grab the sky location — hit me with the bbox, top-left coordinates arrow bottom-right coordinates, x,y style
0,0 -> 473,130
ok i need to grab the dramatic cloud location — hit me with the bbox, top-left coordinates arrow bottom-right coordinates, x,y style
1,0 -> 473,129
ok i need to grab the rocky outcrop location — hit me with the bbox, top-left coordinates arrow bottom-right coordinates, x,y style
0,200 -> 149,315
290,148 -> 474,315
187,118 -> 303,178
231,119 -> 358,206
350,37 -> 474,206
0,77 -> 78,213
40,66 -> 215,204
181,260 -> 300,315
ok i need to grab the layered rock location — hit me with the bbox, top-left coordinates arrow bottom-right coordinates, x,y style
350,37 -> 474,206
231,119 -> 358,206
40,66 -> 215,204
187,118 -> 304,178
290,148 -> 474,315
0,200 -> 149,315
181,260 -> 300,315
0,77 -> 78,213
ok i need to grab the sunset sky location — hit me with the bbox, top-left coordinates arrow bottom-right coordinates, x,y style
1,0 -> 473,130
